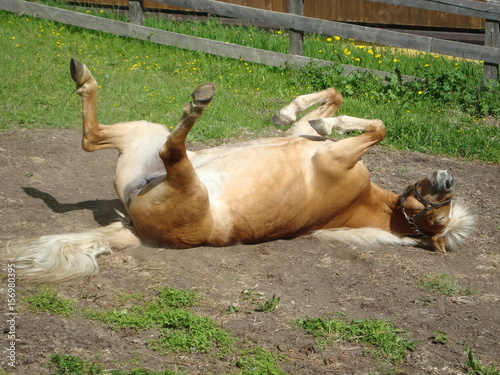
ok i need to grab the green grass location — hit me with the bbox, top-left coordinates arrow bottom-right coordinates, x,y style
465,348 -> 500,375
297,315 -> 416,363
416,273 -> 475,297
84,286 -> 233,354
50,353 -> 180,375
22,284 -> 287,373
235,347 -> 287,375
0,2 -> 498,162
24,285 -> 75,317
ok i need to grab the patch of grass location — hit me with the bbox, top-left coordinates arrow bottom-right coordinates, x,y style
50,354 -> 103,375
230,289 -> 281,313
24,286 -> 75,317
85,286 -> 233,354
297,315 -> 416,363
431,330 -> 448,344
416,273 -> 460,296
1,6 -> 498,161
50,353 -> 180,375
257,295 -> 281,313
465,348 -> 500,375
235,347 -> 287,375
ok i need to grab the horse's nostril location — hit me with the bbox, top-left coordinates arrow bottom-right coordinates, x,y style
445,179 -> 452,190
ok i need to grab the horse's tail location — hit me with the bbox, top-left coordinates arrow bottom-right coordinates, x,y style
0,221 -> 141,283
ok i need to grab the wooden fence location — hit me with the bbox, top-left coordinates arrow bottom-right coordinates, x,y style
66,0 -> 486,30
1,0 -> 499,80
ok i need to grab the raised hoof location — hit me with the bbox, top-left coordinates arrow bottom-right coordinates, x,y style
271,114 -> 293,127
70,58 -> 87,85
309,119 -> 329,136
192,83 -> 216,106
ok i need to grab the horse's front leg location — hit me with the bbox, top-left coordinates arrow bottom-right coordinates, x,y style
271,88 -> 343,136
313,116 -> 386,169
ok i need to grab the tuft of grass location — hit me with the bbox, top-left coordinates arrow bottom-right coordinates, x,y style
431,330 -> 448,344
85,286 -> 233,354
50,353 -> 180,375
465,348 -> 500,375
416,273 -> 460,296
50,354 -> 103,375
297,315 -> 416,363
257,295 -> 281,313
24,286 -> 75,317
235,347 -> 287,375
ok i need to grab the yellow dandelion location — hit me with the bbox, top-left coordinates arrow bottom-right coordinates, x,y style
326,37 -> 332,42
334,36 -> 341,41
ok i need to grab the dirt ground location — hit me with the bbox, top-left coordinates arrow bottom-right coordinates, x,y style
0,128 -> 498,374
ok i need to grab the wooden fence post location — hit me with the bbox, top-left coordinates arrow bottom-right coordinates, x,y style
289,0 -> 304,56
129,0 -> 145,25
484,20 -> 499,80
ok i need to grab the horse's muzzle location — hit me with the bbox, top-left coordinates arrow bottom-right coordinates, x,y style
431,170 -> 454,193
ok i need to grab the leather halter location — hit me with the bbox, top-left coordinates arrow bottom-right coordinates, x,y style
400,182 -> 453,238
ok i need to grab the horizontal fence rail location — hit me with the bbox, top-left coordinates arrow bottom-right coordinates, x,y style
156,0 -> 500,65
1,0 -> 498,79
0,0 -> 415,81
365,0 -> 500,22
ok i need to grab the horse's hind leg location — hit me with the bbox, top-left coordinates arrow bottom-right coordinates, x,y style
271,88 -> 343,136
70,58 -> 112,151
71,58 -> 170,205
128,83 -> 217,247
161,83 -> 216,186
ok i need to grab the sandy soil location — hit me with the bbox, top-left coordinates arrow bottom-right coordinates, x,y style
0,128 -> 498,374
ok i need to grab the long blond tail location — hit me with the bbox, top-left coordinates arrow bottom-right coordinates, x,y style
0,222 -> 141,283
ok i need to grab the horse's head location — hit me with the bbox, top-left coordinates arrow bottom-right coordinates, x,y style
400,170 -> 466,252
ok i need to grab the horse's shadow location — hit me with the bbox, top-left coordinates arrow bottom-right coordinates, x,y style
22,187 -> 124,226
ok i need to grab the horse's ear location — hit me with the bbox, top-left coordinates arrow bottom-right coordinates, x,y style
431,234 -> 446,253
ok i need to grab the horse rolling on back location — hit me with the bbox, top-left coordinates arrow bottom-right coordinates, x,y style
0,59 -> 475,283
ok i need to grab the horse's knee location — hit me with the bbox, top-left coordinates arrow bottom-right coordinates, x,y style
369,120 -> 386,140
325,88 -> 343,108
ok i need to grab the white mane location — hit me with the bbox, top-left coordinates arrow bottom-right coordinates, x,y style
312,200 -> 475,251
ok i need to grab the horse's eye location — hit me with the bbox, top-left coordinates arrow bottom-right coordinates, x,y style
436,216 -> 446,225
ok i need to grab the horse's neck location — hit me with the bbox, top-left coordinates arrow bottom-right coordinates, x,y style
358,184 -> 411,235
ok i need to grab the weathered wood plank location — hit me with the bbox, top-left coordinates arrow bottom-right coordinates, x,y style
289,0 -> 304,56
0,0 -> 415,81
155,0 -> 500,64
484,20 -> 500,80
365,0 -> 500,22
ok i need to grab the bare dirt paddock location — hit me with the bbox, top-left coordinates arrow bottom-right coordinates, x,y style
0,128 -> 498,374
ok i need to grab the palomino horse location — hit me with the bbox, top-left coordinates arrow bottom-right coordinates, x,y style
0,59 -> 475,282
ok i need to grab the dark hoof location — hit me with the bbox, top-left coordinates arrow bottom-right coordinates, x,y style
70,58 -> 85,84
309,119 -> 329,135
271,114 -> 293,127
192,83 -> 216,106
